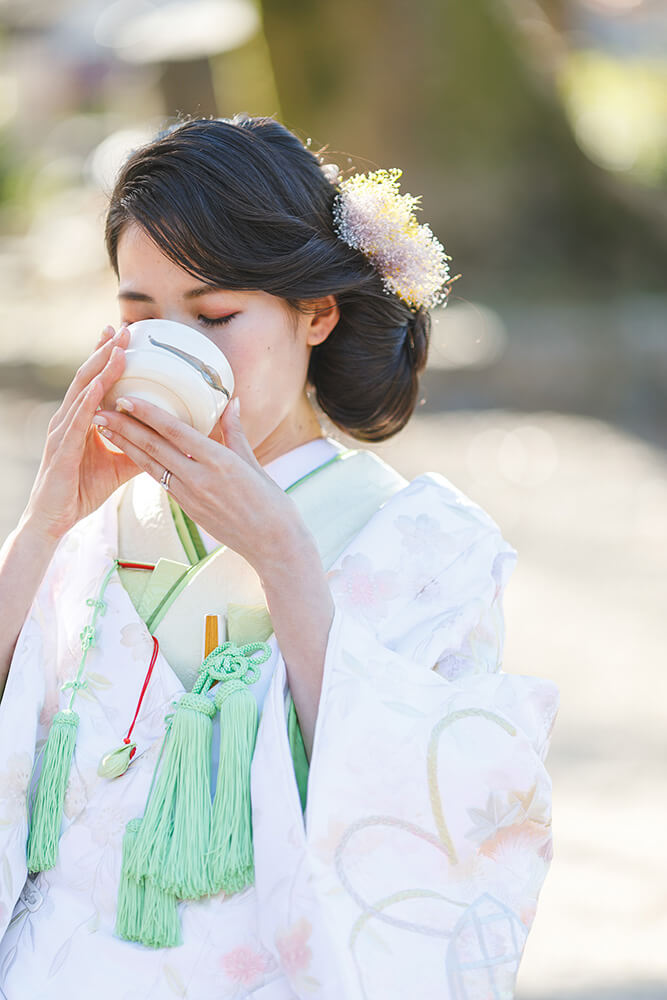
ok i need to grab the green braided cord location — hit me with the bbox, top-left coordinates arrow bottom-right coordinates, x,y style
198,641 -> 271,693
61,679 -> 88,694
212,677 -> 246,711
141,712 -> 173,814
64,560 -> 119,711
176,692 -> 216,717
85,597 -> 107,615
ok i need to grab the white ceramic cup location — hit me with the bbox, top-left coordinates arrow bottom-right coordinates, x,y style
102,319 -> 234,436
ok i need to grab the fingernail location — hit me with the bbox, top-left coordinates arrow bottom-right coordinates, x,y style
92,414 -> 108,427
232,397 -> 240,416
115,397 -> 133,413
97,426 -> 112,439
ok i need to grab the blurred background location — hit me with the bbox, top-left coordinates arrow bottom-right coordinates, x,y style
0,0 -> 665,996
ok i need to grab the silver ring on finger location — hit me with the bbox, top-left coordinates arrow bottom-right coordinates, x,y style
159,468 -> 173,492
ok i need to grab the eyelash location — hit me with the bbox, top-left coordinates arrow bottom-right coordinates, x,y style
199,313 -> 238,327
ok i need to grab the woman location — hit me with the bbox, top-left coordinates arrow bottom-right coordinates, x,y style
0,114 -> 557,999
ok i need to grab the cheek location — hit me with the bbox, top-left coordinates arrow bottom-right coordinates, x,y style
225,322 -> 305,397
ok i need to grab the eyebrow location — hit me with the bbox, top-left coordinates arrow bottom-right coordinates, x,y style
117,285 -> 228,302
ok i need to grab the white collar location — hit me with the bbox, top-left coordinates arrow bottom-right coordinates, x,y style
262,436 -> 344,490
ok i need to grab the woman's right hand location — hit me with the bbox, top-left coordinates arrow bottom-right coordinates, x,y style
22,324 -> 140,545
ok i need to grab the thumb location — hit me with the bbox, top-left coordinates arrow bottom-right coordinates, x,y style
218,397 -> 260,468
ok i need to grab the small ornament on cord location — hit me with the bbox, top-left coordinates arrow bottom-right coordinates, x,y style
98,634 -> 160,779
98,741 -> 137,780
332,167 -> 453,311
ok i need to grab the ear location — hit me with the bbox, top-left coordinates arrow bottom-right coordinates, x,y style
304,295 -> 340,347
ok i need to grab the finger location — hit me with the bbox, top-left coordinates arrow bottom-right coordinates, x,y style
51,344 -> 128,442
95,324 -> 116,350
104,395 -> 215,463
59,325 -> 129,418
57,373 -> 108,459
94,423 -> 185,494
51,338 -> 114,428
89,425 -> 142,481
218,397 -> 261,470
94,403 -> 195,477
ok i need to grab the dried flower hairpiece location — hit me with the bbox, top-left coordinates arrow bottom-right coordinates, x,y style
332,167 -> 453,311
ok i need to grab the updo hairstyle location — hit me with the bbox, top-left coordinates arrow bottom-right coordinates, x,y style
104,113 -> 431,442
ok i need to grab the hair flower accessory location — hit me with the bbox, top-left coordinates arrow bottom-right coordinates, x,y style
332,167 -> 452,311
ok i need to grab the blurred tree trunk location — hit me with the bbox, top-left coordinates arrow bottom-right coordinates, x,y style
261,0 -> 665,291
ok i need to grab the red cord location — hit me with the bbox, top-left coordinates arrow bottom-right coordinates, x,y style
117,561 -> 156,571
123,635 -> 159,758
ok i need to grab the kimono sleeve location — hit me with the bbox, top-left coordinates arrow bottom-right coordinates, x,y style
251,477 -> 558,1000
0,587 -> 51,941
305,606 -> 557,998
0,508 -> 94,946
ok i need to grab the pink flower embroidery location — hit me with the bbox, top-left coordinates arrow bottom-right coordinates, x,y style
328,554 -> 399,622
86,804 -> 128,848
0,752 -> 32,827
120,623 -> 153,662
221,944 -> 273,986
479,822 -> 551,879
395,513 -> 449,556
276,917 -> 313,976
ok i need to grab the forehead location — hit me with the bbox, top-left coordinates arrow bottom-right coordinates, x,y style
116,225 -> 287,315
116,225 -> 216,296
117,223 -> 181,273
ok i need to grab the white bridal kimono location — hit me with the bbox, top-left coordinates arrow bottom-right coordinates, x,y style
0,439 -> 558,1000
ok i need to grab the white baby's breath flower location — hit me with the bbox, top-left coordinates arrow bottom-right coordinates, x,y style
333,168 -> 451,311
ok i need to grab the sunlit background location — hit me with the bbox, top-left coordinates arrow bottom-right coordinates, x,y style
0,1 -> 665,997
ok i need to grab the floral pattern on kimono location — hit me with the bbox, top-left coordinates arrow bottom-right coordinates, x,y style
252,473 -> 558,1000
0,468 -> 557,1000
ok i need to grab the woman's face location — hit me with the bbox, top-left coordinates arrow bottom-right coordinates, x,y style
115,223 -> 338,465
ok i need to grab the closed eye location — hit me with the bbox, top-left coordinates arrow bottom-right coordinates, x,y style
199,313 -> 238,327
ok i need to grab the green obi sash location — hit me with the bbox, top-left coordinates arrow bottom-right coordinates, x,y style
116,447 -> 407,809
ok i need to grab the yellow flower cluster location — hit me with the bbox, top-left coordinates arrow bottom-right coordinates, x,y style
333,168 -> 451,311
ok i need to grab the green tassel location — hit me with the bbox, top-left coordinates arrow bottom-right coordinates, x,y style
27,709 -> 79,873
128,693 -> 215,899
208,680 -> 258,895
162,693 -> 215,899
115,818 -> 145,941
138,879 -> 182,949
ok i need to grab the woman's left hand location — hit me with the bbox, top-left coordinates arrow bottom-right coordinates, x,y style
93,395 -> 304,573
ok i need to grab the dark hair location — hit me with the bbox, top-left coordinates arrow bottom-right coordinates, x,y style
104,113 -> 432,442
